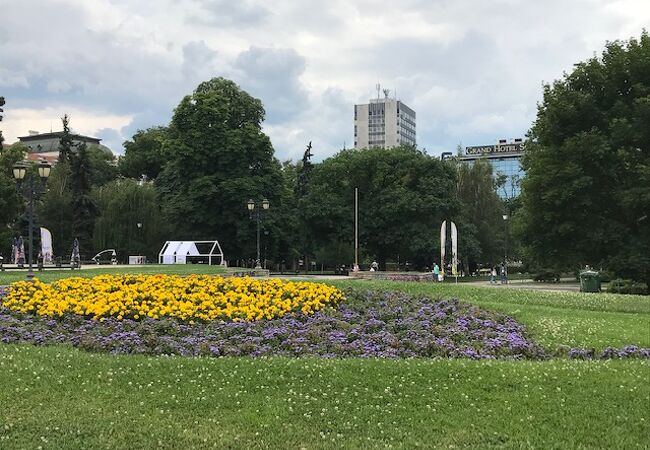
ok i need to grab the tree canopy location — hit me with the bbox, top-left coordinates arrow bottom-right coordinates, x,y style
302,146 -> 459,269
455,158 -> 506,271
519,32 -> 650,283
119,127 -> 168,180
156,77 -> 285,260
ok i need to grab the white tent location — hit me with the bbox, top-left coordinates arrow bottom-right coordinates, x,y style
158,240 -> 224,265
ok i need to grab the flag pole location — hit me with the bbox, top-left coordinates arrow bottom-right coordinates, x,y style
354,187 -> 359,272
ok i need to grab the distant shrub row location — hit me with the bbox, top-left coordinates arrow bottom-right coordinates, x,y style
608,279 -> 649,296
533,270 -> 560,283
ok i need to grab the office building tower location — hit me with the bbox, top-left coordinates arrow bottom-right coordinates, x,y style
354,89 -> 416,149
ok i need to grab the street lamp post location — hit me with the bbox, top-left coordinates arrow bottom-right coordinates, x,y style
247,199 -> 269,269
13,161 -> 51,281
502,213 -> 509,268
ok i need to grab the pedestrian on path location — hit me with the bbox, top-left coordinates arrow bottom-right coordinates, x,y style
433,263 -> 440,282
490,267 -> 497,284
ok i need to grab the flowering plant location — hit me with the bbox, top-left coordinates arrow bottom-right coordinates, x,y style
1,275 -> 344,322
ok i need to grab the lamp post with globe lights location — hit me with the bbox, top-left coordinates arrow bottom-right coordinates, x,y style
13,160 -> 51,281
247,199 -> 269,269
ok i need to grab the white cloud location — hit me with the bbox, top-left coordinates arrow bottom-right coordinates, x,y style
2,106 -> 133,151
0,0 -> 648,160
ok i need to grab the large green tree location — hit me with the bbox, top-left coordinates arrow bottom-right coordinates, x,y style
39,116 -> 112,259
93,179 -> 165,261
118,127 -> 168,180
156,78 -> 285,262
69,142 -> 97,257
302,146 -> 459,269
455,158 -> 506,271
519,32 -> 650,283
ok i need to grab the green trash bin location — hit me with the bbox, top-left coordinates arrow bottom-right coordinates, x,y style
580,270 -> 601,293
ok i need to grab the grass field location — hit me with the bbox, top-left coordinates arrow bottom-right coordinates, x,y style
0,345 -> 647,449
328,280 -> 650,351
1,268 -> 649,448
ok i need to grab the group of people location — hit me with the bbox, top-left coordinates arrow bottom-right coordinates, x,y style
489,264 -> 508,284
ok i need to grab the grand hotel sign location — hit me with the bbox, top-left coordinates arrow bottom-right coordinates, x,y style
465,142 -> 524,155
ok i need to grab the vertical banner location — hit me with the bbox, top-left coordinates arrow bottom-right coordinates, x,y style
40,227 -> 53,264
451,221 -> 458,276
440,220 -> 446,276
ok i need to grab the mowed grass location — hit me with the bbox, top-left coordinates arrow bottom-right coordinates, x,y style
0,271 -> 649,448
0,264 -> 229,285
0,345 -> 648,450
326,280 -> 650,351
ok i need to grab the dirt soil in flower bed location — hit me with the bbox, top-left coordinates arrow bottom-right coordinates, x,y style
1,289 -> 648,360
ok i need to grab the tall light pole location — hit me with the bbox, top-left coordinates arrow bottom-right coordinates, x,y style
247,199 -> 269,269
13,161 -> 51,281
353,187 -> 359,272
502,213 -> 509,267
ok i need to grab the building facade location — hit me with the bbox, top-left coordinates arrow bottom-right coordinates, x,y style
354,94 -> 416,149
17,130 -> 111,165
458,139 -> 525,199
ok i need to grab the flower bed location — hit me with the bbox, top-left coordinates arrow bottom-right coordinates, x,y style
0,289 -> 549,359
383,274 -> 435,282
1,275 -> 344,322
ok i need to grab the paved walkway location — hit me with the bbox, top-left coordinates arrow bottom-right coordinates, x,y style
460,278 -> 581,292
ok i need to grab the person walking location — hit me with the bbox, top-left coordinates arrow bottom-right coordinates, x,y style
433,263 -> 440,282
490,267 -> 497,284
500,263 -> 508,284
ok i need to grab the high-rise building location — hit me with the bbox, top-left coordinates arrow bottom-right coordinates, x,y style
354,90 -> 416,149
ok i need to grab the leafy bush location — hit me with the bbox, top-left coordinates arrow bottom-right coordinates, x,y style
598,270 -> 615,283
533,269 -> 560,283
608,279 -> 649,295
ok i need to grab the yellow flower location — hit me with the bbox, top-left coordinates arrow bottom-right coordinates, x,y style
1,274 -> 344,322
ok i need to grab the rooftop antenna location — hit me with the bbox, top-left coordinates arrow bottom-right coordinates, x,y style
376,83 -> 381,101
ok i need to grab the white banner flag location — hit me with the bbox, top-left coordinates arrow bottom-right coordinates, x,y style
440,220 -> 446,276
451,221 -> 458,276
40,227 -> 54,264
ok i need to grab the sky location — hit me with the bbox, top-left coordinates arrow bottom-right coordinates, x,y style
1,0 -> 648,161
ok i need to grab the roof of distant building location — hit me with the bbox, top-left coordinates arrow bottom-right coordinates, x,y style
18,131 -> 101,144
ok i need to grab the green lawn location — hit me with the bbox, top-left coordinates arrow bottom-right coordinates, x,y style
1,271 -> 649,448
327,280 -> 650,351
0,345 -> 647,449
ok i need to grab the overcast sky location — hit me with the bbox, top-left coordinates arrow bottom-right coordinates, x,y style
1,0 -> 648,161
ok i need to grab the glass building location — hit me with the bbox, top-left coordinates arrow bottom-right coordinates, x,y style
457,139 -> 525,199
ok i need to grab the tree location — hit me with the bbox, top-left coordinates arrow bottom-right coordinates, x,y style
0,143 -> 25,258
156,78 -> 285,262
0,96 -> 5,147
58,114 -> 74,164
119,127 -> 168,180
39,116 -> 100,259
38,162 -> 74,258
455,158 -> 506,272
93,179 -> 165,261
69,142 -> 98,257
87,145 -> 118,187
519,32 -> 650,283
302,146 -> 459,269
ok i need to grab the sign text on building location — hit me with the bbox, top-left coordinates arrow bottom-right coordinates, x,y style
466,142 -> 524,155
